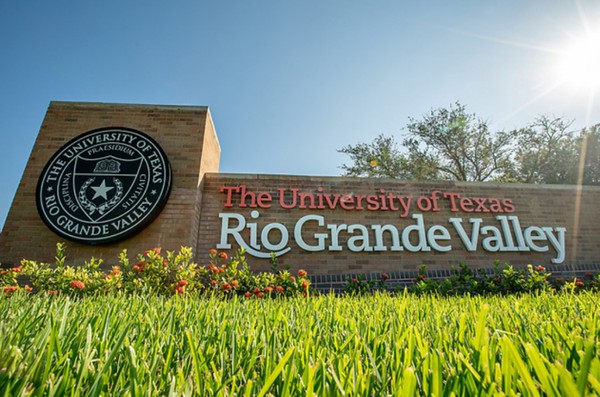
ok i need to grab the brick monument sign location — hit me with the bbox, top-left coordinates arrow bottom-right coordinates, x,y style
1,101 -> 599,284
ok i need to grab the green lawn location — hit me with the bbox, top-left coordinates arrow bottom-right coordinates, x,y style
0,292 -> 598,396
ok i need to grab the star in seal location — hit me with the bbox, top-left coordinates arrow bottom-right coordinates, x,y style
91,179 -> 114,200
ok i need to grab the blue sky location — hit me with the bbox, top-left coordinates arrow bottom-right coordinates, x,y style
2,1 -> 600,230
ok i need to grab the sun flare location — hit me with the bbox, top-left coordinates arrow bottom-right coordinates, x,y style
553,27 -> 600,91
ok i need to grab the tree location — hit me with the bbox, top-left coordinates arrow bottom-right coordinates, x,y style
338,134 -> 414,179
404,102 -> 515,181
511,116 -> 578,184
339,102 -> 599,185
577,124 -> 600,185
339,102 -> 515,182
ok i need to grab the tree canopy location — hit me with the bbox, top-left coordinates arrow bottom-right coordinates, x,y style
338,102 -> 600,185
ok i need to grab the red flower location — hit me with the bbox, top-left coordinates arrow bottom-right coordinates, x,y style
301,280 -> 310,290
210,280 -> 217,285
11,267 -> 21,273
289,276 -> 296,282
162,260 -> 168,266
276,286 -> 284,293
575,279 -> 585,287
209,249 -> 218,257
104,274 -> 111,279
244,292 -> 252,298
297,269 -> 307,277
25,285 -> 32,294
133,265 -> 142,272
265,286 -> 274,293
255,292 -> 264,299
3,286 -> 17,294
253,288 -> 261,294
231,280 -> 239,287
0,270 -> 6,275
417,274 -> 425,280
111,266 -> 120,275
144,250 -> 152,257
222,283 -> 232,291
153,247 -> 161,255
49,290 -> 59,296
175,285 -> 184,294
381,273 -> 389,280
352,278 -> 358,283
218,252 -> 228,260
70,280 -> 85,290
179,280 -> 189,286
535,265 -> 545,272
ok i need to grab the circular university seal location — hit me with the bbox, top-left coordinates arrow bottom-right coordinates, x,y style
36,127 -> 172,245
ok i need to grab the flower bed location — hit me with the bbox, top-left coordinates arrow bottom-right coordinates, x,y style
2,243 -> 312,298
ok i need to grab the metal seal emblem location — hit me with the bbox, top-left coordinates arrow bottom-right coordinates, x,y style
36,127 -> 172,245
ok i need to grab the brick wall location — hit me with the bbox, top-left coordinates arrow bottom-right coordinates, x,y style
0,101 -> 220,266
197,173 -> 600,275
